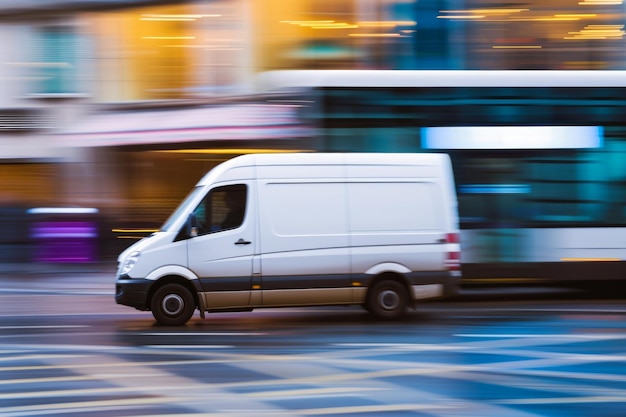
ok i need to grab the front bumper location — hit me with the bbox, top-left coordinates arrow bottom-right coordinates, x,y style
115,276 -> 154,310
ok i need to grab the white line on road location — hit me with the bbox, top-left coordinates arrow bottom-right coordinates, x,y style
0,395 -> 188,417
141,332 -> 266,336
0,289 -> 113,295
0,354 -> 89,363
455,333 -> 626,339
145,345 -> 233,349
0,325 -> 90,330
0,375 -> 103,385
245,386 -> 384,399
495,395 -> 626,405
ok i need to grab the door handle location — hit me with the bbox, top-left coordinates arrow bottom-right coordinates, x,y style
235,238 -> 251,245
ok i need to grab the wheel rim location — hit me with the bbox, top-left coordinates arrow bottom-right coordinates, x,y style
162,293 -> 184,316
378,289 -> 400,311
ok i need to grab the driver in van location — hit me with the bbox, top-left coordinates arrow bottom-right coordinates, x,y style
221,187 -> 246,230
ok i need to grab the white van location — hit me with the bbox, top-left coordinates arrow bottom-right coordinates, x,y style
115,153 -> 461,325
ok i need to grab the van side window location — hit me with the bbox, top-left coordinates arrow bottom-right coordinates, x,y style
193,184 -> 247,235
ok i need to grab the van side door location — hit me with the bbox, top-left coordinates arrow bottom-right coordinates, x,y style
186,182 -> 256,309
257,179 -> 352,306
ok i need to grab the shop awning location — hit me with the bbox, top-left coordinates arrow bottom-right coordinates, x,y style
58,103 -> 314,148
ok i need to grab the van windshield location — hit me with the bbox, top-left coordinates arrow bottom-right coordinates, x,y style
160,186 -> 205,232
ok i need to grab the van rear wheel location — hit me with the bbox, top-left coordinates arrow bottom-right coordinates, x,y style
151,283 -> 195,326
367,280 -> 408,320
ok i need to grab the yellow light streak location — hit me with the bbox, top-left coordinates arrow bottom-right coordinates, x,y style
281,20 -> 359,29
355,22 -> 396,28
554,14 -> 597,17
509,17 -> 581,21
537,17 -> 582,20
141,14 -> 220,19
161,45 -> 209,48
357,21 -> 417,27
565,24 -> 624,39
579,0 -> 622,4
112,229 -> 159,233
142,36 -> 196,40
588,24 -> 624,27
140,18 -> 195,21
312,24 -> 360,29
299,22 -> 345,27
569,31 -> 622,34
280,20 -> 335,25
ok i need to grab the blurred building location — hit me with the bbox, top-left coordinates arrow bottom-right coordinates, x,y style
1,0 -> 626,261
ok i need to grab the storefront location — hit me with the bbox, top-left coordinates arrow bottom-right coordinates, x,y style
54,101 -> 315,259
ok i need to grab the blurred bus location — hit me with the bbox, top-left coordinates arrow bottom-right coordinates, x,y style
258,70 -> 626,285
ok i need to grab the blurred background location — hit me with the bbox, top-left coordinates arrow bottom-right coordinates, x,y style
1,0 -> 626,270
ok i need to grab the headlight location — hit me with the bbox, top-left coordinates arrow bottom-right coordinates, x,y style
120,251 -> 141,275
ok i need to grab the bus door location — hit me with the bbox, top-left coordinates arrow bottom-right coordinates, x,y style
454,154 -> 530,265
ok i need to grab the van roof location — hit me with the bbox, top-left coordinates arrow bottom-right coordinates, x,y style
196,153 -> 451,187
241,152 -> 447,166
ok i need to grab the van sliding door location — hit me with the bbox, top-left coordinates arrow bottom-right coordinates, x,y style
257,180 -> 352,306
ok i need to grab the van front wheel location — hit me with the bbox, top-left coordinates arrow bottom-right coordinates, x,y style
367,280 -> 408,320
151,283 -> 196,326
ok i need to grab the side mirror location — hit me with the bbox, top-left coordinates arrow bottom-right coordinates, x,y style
187,213 -> 199,238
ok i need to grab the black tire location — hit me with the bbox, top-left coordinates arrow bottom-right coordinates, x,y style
366,280 -> 408,320
150,283 -> 196,326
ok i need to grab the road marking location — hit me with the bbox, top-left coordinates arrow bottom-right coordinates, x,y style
142,332 -> 266,336
0,325 -> 89,330
245,386 -> 385,399
0,387 -> 150,400
334,343 -> 458,350
3,330 -> 624,417
145,345 -> 233,349
496,395 -> 626,405
2,341 -> 592,417
217,365 -> 482,389
0,289 -> 112,296
456,333 -> 626,339
35,353 -> 293,415
0,349 -> 36,354
0,354 -> 89,363
284,403 -> 454,415
0,358 -> 242,372
505,368 -> 626,382
0,396 -> 187,416
0,375 -> 101,385
0,312 -> 136,318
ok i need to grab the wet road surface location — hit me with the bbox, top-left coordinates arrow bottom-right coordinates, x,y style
1,272 -> 625,416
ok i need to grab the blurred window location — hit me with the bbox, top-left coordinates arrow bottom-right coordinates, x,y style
34,26 -> 83,95
321,87 -> 626,127
193,184 -> 247,235
312,85 -> 626,228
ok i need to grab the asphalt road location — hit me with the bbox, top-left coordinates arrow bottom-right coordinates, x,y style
1,271 -> 625,417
